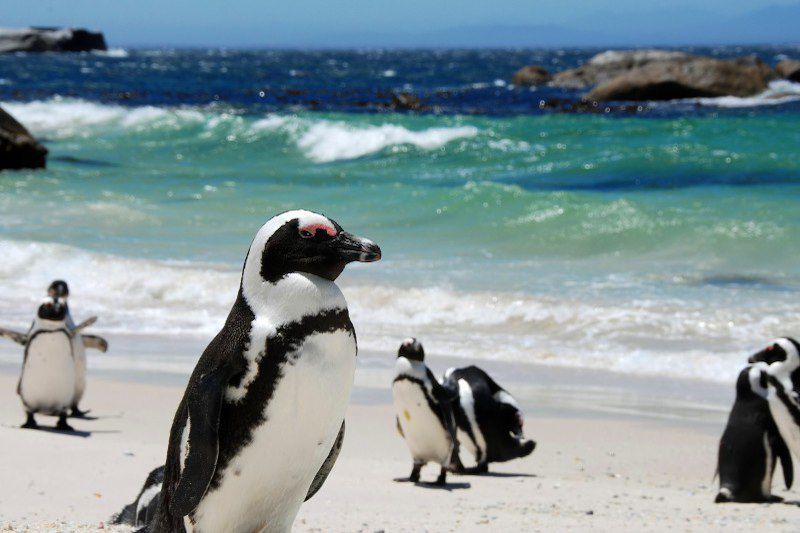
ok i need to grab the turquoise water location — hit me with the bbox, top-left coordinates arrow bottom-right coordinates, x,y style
1,59 -> 800,381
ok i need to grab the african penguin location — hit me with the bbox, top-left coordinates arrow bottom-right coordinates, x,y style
112,465 -> 165,528
392,338 -> 461,485
148,210 -> 380,533
716,363 -> 792,503
18,297 -> 76,431
748,337 -> 800,462
443,365 -> 535,473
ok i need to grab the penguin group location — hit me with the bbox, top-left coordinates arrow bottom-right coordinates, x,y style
0,280 -> 107,431
716,337 -> 800,503
392,337 -> 536,485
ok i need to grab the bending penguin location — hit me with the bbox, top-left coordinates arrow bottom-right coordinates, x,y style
443,365 -> 536,473
18,297 -> 76,431
391,338 -> 461,485
716,362 -> 792,503
112,465 -> 165,528
47,280 -> 108,418
748,338 -> 800,461
147,210 -> 380,533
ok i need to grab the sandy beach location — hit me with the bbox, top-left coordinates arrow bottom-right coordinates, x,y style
0,349 -> 797,533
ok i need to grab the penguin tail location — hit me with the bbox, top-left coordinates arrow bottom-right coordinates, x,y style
714,487 -> 733,503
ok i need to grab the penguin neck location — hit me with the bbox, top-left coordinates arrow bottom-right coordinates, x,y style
240,271 -> 348,328
33,318 -> 67,332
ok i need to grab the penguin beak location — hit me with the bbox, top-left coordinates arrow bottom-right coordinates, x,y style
335,231 -> 382,263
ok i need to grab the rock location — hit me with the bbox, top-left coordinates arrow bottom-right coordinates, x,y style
0,27 -> 106,53
776,59 -> 800,81
0,106 -> 47,170
511,65 -> 552,86
390,92 -> 424,111
585,55 -> 772,101
552,49 -> 692,89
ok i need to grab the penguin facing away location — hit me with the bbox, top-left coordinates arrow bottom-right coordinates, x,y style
716,363 -> 792,503
392,338 -> 461,485
748,337 -> 800,462
18,297 -> 76,431
443,365 -> 536,473
148,210 -> 380,533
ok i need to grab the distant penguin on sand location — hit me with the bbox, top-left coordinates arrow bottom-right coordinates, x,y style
147,210 -> 380,533
392,338 -> 461,485
47,279 -> 107,417
18,297 -> 76,431
443,365 -> 535,473
716,362 -> 792,503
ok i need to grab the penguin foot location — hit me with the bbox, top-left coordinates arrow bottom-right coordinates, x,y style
21,413 -> 38,430
69,407 -> 92,419
56,414 -> 74,432
434,467 -> 447,486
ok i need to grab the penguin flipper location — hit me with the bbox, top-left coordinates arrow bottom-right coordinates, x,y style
82,334 -> 108,352
170,364 -> 231,518
71,316 -> 98,335
305,420 -> 345,501
774,428 -> 794,489
0,327 -> 27,346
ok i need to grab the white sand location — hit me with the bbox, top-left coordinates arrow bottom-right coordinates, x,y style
0,371 -> 797,532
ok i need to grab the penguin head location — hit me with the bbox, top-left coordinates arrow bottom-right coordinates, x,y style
48,280 -> 70,299
244,210 -> 381,284
748,338 -> 800,387
37,297 -> 67,322
398,337 -> 424,361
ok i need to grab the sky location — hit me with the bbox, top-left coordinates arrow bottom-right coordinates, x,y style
4,0 -> 800,47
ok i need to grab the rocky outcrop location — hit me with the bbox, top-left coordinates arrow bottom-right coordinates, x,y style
0,106 -> 47,170
585,55 -> 773,101
0,27 -> 106,53
551,50 -> 692,89
776,59 -> 800,82
511,65 -> 552,86
390,92 -> 424,111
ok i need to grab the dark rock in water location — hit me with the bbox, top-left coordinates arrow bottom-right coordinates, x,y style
0,27 -> 107,53
551,49 -> 692,89
390,92 -> 424,111
0,106 -> 47,170
511,65 -> 552,86
585,54 -> 772,102
776,59 -> 800,82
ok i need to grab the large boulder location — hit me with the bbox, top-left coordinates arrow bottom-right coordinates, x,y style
0,106 -> 47,170
551,49 -> 692,89
585,55 -> 773,101
0,27 -> 106,53
511,65 -> 552,86
776,59 -> 800,82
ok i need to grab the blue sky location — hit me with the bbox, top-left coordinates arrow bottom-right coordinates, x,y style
5,0 -> 799,47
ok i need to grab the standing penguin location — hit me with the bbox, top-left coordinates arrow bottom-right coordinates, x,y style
391,338 -> 460,485
148,210 -> 380,533
443,365 -> 535,473
716,363 -> 792,502
18,297 -> 77,431
748,338 -> 800,460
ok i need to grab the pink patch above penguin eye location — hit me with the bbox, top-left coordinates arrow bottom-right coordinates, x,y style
299,223 -> 337,238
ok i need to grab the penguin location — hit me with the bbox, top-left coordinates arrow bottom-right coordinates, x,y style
443,365 -> 536,473
17,297 -> 77,431
147,210 -> 381,533
46,279 -> 107,417
747,338 -> 800,461
391,338 -> 461,485
716,362 -> 793,503
112,465 -> 165,528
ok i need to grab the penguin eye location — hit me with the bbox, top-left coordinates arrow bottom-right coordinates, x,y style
299,229 -> 314,239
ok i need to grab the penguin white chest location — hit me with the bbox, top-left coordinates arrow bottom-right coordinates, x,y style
392,380 -> 451,465
19,331 -> 76,415
192,329 -> 356,533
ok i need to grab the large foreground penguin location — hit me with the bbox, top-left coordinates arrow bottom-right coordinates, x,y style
748,338 -> 800,461
716,363 -> 792,503
444,365 -> 536,473
392,338 -> 461,485
18,297 -> 76,431
148,210 -> 380,533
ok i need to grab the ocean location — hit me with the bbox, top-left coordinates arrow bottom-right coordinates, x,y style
1,46 -> 799,383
